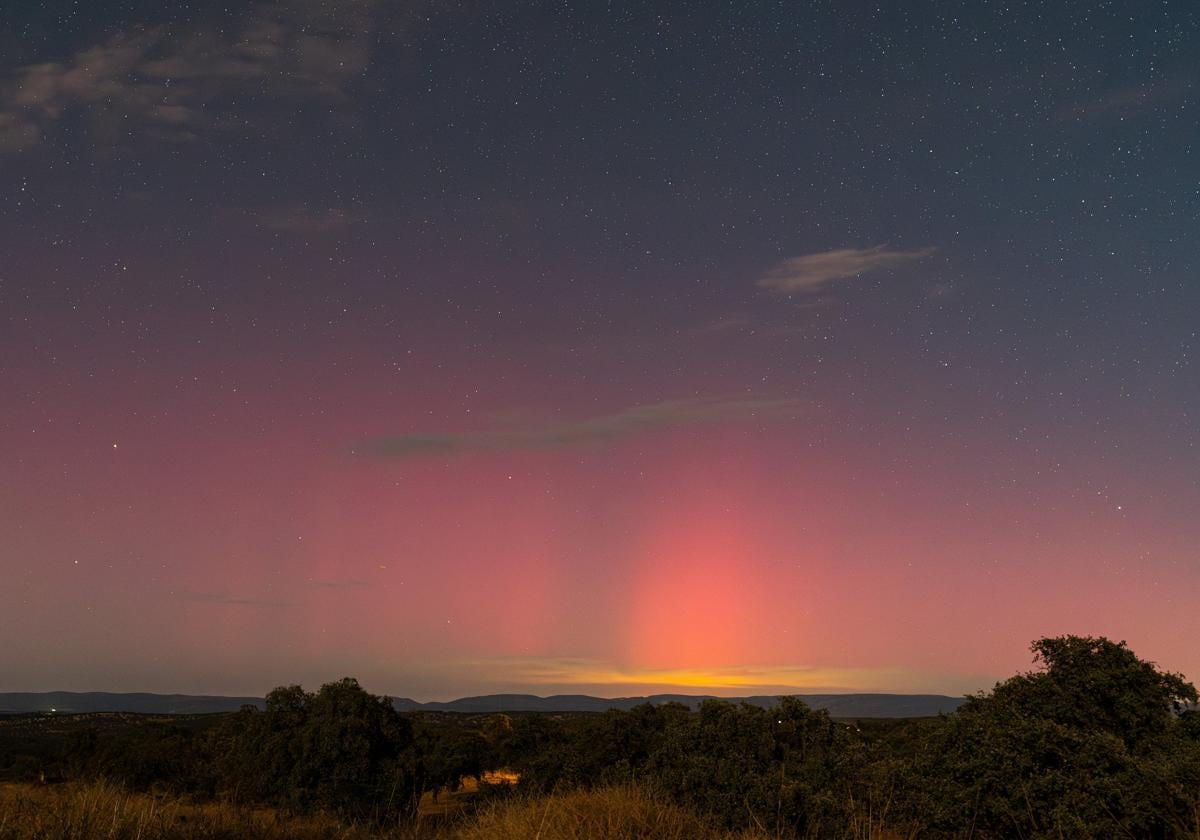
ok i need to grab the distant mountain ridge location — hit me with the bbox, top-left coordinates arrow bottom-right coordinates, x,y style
0,691 -> 965,718
0,692 -> 265,715
389,693 -> 965,717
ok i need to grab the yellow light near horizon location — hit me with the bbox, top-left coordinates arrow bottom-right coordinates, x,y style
554,665 -> 905,693
456,656 -> 940,696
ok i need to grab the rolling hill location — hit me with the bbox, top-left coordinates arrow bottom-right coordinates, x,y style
0,691 -> 964,717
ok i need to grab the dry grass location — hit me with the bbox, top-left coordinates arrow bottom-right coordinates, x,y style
453,786 -> 770,840
0,781 -> 912,840
0,781 -> 392,840
0,782 -> 772,840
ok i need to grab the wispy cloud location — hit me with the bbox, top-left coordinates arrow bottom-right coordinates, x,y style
178,591 -> 291,608
359,396 -> 804,458
0,110 -> 42,152
224,203 -> 365,233
0,0 -> 380,152
307,578 -> 370,590
1057,78 -> 1193,121
258,205 -> 363,233
757,246 -> 936,295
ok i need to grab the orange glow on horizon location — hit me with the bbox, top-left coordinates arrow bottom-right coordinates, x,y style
437,654 -> 980,697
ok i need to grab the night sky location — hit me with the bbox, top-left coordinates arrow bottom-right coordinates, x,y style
2,1 -> 1198,699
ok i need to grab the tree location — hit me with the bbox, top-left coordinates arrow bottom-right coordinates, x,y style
985,636 -> 1198,746
497,713 -> 571,792
211,678 -> 419,822
908,636 -> 1200,838
413,716 -> 499,798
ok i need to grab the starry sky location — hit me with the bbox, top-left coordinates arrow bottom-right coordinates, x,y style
2,1 -> 1198,700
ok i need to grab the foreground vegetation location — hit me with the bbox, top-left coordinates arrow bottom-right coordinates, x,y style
0,783 -> 771,840
0,780 -> 383,840
1,636 -> 1197,838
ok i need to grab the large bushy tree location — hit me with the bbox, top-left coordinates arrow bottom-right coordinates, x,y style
908,636 -> 1200,838
211,678 -> 420,821
989,636 -> 1196,744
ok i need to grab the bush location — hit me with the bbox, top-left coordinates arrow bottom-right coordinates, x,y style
903,636 -> 1200,838
208,678 -> 419,822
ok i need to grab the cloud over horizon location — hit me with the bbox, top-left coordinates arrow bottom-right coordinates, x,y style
359,396 -> 805,458
757,246 -> 936,295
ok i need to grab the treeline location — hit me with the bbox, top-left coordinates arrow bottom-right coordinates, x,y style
24,636 -> 1200,838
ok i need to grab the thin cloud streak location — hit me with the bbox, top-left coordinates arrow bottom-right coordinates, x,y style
258,205 -> 363,233
757,246 -> 936,295
307,578 -> 371,590
225,204 -> 365,233
178,591 -> 292,608
1057,78 -> 1193,121
358,396 -> 805,458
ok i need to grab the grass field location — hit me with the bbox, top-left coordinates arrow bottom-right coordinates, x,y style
0,781 -> 792,840
0,781 -> 385,839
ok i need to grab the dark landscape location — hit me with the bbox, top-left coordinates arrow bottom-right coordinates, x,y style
0,691 -> 964,718
1,637 -> 1199,838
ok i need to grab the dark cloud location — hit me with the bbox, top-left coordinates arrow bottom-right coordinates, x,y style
757,246 -> 937,295
307,579 -> 370,590
0,0 -> 381,152
359,396 -> 805,458
178,591 -> 291,607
